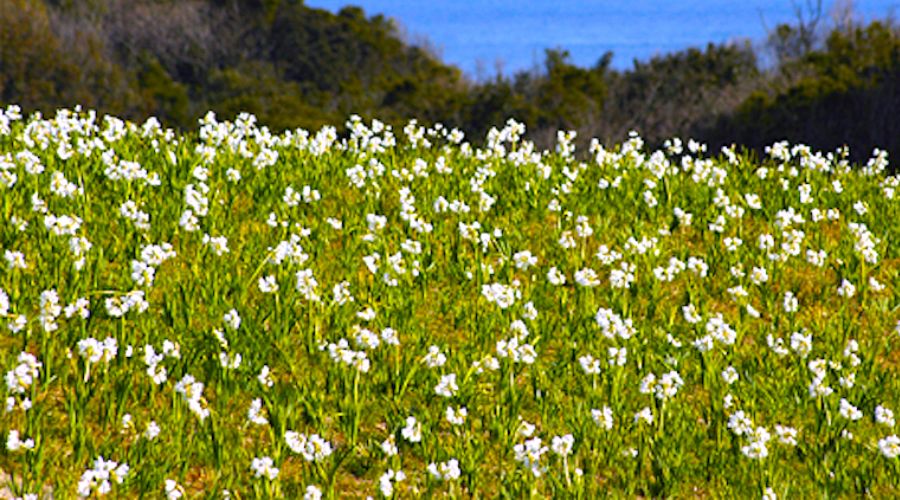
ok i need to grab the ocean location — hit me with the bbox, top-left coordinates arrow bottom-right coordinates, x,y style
304,0 -> 899,75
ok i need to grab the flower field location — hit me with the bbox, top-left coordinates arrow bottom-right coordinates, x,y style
1,105 -> 899,498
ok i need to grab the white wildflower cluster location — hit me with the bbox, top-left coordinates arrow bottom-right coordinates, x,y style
579,354 -> 601,375
6,429 -> 35,452
513,437 -> 549,477
574,267 -> 601,287
202,234 -> 230,256
77,456 -> 129,497
143,340 -> 181,385
481,282 -> 520,309
639,370 -> 686,401
77,336 -> 118,374
401,416 -> 423,443
102,154 -> 156,185
379,468 -> 406,497
397,186 -> 433,234
285,431 -> 334,462
268,234 -> 309,265
427,458 -> 461,481
180,183 -> 209,232
174,374 -> 210,420
38,289 -> 62,332
591,406 -> 614,430
879,435 -> 900,459
323,338 -> 370,372
283,185 -> 321,207
43,213 -> 83,236
250,456 -> 279,480
104,290 -> 149,318
4,352 -> 40,414
67,235 -> 93,270
295,268 -> 321,301
595,307 -> 636,339
445,405 -> 468,426
434,373 -> 459,398
513,249 -> 538,270
130,242 -> 176,288
63,297 -> 91,320
594,244 -> 623,265
608,261 -> 637,289
652,256 -> 687,282
496,320 -> 538,364
119,200 -> 151,232
693,313 -> 737,352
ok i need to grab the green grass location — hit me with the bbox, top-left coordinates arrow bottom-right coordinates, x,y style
0,108 -> 899,498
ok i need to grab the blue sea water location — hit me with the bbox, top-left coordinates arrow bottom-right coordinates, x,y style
304,0 -> 899,75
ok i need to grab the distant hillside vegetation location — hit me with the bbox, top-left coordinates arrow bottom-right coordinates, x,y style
1,0 -> 898,165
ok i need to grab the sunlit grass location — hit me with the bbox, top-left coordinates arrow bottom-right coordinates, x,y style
0,107 -> 898,498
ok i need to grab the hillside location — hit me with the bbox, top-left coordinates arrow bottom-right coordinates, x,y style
1,0 -> 899,164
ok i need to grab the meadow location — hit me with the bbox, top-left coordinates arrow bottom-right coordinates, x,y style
0,104 -> 898,498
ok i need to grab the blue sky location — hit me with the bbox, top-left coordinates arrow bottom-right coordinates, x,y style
305,0 -> 899,75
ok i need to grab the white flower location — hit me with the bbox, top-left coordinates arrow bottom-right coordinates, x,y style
722,366 -> 739,385
223,309 -> 241,331
481,282 -> 518,308
164,479 -> 184,499
513,437 -> 548,477
258,275 -> 279,293
608,346 -> 628,367
258,365 -> 274,388
401,416 -> 422,443
174,375 -> 210,420
775,425 -> 798,446
285,431 -> 333,462
445,406 -> 468,426
513,250 -> 538,270
378,469 -> 406,497
247,398 -> 268,426
579,355 -> 601,375
5,250 -> 27,270
634,407 -> 654,425
878,435 -> 900,458
144,421 -> 161,440
295,269 -> 321,301
422,345 -> 447,368
839,398 -> 863,421
547,267 -> 566,286
381,435 -> 398,456
303,485 -> 323,500
77,456 -> 129,497
6,430 -> 35,451
790,331 -> 812,358
655,370 -> 684,400
591,406 -> 614,430
837,279 -> 856,298
728,411 -> 753,436
741,427 -> 771,460
427,459 -> 461,481
876,405 -> 896,427
202,234 -> 230,256
250,456 -> 279,480
551,434 -> 574,456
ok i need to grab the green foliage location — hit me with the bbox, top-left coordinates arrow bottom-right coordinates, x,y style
0,0 -> 898,166
0,0 -> 79,111
708,21 -> 900,164
0,107 -> 898,498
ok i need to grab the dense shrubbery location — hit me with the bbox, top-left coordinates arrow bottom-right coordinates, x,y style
1,0 -> 898,164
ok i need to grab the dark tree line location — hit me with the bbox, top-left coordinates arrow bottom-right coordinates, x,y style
1,0 -> 898,165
